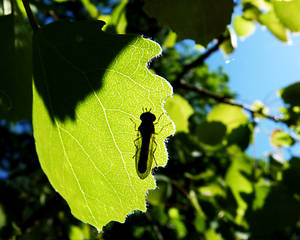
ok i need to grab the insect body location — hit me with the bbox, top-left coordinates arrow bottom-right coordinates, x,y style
134,110 -> 158,179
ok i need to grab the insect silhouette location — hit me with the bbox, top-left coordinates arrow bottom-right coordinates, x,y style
132,109 -> 163,179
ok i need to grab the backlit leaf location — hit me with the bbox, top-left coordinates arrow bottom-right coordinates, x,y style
259,10 -> 288,42
273,0 -> 300,32
270,129 -> 295,147
165,94 -> 193,133
207,104 -> 248,133
234,16 -> 256,37
225,147 -> 253,222
32,20 -> 174,230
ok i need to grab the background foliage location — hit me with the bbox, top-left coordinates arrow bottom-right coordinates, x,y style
1,0 -> 300,239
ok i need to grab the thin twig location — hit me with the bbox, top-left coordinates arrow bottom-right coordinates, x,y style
22,0 -> 38,32
145,212 -> 164,240
173,35 -> 228,88
171,179 -> 189,197
178,80 -> 281,123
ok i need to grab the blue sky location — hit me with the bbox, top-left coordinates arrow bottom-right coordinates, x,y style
206,25 -> 300,159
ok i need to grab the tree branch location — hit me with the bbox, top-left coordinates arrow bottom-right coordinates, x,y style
22,0 -> 38,32
173,35 -> 228,88
178,80 -> 282,123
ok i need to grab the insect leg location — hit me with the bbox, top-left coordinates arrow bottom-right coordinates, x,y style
132,136 -> 142,158
153,139 -> 158,167
154,112 -> 164,125
155,122 -> 172,135
130,118 -> 138,132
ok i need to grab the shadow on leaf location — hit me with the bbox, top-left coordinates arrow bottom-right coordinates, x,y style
33,20 -> 137,122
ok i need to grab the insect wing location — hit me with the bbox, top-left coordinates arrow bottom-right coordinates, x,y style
135,133 -> 154,179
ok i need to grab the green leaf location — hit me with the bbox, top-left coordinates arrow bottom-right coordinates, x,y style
146,175 -> 172,206
199,184 -> 226,198
207,104 -> 249,133
279,81 -> 300,106
162,30 -> 177,48
69,224 -> 90,240
82,0 -> 99,18
242,0 -> 271,10
273,0 -> 300,32
100,0 -> 128,34
270,129 -> 295,147
168,208 -> 187,239
227,124 -> 253,150
247,160 -> 300,238
243,5 -> 261,21
143,0 -> 234,46
220,27 -> 237,55
32,20 -> 174,230
259,10 -> 288,42
252,184 -> 270,210
188,190 -> 206,218
196,121 -> 226,145
204,228 -> 223,240
0,14 -> 32,121
225,147 -> 253,222
165,94 -> 193,133
194,214 -> 206,233
269,154 -> 285,180
234,16 -> 256,37
252,100 -> 269,118
0,204 -> 6,229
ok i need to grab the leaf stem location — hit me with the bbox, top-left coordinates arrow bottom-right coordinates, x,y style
173,35 -> 228,89
178,80 -> 281,123
22,0 -> 38,32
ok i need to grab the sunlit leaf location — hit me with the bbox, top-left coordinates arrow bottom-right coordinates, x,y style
204,228 -> 223,240
188,190 -> 206,218
243,5 -> 261,21
273,0 -> 300,32
199,184 -> 226,198
234,16 -> 256,37
168,208 -> 187,239
252,100 -> 269,118
69,224 -> 90,240
225,147 -> 253,222
194,214 -> 206,233
252,184 -> 270,210
163,30 -> 177,48
143,0 -> 234,46
165,94 -> 193,133
82,0 -> 99,18
207,104 -> 248,133
220,27 -> 237,55
271,129 -> 295,147
32,20 -> 174,230
100,0 -> 128,34
259,10 -> 288,42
